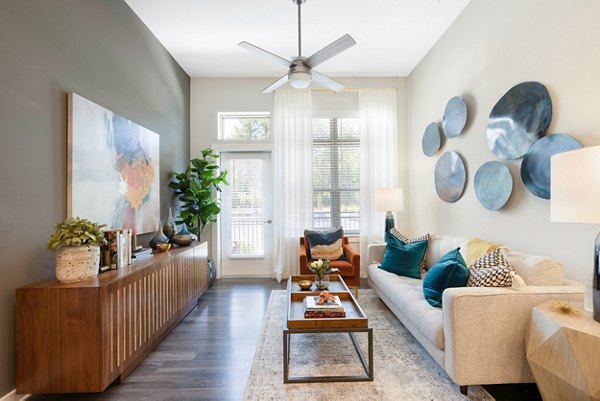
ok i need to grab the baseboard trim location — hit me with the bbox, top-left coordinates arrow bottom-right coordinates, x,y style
0,390 -> 30,401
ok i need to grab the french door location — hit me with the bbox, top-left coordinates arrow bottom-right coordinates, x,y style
220,152 -> 273,277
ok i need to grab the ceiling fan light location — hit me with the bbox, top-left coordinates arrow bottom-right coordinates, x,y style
288,71 -> 312,89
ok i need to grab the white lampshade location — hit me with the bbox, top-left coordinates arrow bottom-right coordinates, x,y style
288,71 -> 311,89
374,188 -> 404,212
551,146 -> 600,224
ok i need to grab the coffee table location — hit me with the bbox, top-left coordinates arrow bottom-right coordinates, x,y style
283,274 -> 373,383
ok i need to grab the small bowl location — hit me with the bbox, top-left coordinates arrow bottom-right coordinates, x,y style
298,280 -> 313,291
152,243 -> 171,253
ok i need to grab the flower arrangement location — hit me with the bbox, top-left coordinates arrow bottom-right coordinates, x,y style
308,259 -> 335,280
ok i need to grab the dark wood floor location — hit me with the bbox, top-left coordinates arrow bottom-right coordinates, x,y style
29,278 -> 540,401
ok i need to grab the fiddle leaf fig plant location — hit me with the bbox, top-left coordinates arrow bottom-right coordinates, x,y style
47,217 -> 107,251
169,148 -> 228,238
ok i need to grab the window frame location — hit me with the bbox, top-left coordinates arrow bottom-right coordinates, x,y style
217,112 -> 271,141
311,111 -> 360,235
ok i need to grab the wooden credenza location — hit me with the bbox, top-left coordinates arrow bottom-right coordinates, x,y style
16,241 -> 208,394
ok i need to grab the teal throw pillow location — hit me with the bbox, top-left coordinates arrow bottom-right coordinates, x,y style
379,233 -> 428,279
422,248 -> 469,308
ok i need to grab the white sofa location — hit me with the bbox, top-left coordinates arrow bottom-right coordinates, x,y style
367,235 -> 583,391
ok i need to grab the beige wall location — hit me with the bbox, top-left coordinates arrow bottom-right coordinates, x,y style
407,0 -> 600,283
190,77 -> 409,267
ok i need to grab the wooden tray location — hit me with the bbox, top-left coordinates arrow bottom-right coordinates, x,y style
286,275 -> 368,329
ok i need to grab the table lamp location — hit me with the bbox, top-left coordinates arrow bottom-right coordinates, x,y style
551,146 -> 600,322
374,188 -> 404,241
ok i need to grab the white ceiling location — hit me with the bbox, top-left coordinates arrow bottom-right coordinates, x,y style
124,0 -> 470,78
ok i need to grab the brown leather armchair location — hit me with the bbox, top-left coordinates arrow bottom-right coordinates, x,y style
299,233 -> 361,290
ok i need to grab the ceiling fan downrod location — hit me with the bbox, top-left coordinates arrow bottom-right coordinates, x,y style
294,0 -> 306,57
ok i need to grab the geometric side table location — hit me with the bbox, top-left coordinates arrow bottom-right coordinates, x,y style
526,301 -> 600,401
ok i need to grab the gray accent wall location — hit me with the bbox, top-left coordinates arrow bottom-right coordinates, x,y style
0,0 -> 190,394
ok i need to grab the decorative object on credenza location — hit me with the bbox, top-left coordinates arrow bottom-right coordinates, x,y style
422,122 -> 442,157
47,217 -> 107,283
67,92 -> 160,235
171,223 -> 197,247
152,242 -> 171,253
170,148 -> 228,240
149,222 -> 170,250
487,81 -> 552,160
208,258 -> 216,288
163,207 -> 177,240
374,187 -> 404,239
521,133 -> 582,200
434,151 -> 466,203
474,161 -> 513,210
442,96 -> 467,138
551,146 -> 600,322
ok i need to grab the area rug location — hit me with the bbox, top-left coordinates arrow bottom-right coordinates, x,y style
243,289 -> 494,401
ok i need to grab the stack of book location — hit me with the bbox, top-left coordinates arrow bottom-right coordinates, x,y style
304,294 -> 346,318
101,228 -> 133,270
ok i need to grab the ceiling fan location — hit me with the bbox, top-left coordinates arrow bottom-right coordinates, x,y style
239,0 -> 356,93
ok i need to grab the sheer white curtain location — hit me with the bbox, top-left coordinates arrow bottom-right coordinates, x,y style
359,88 -> 399,269
272,89 -> 313,281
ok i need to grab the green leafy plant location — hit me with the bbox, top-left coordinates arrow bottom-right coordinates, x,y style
169,148 -> 228,238
308,259 -> 337,280
47,217 -> 107,251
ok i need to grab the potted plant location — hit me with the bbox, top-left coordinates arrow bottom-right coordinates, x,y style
308,259 -> 338,290
170,148 -> 228,240
47,217 -> 107,283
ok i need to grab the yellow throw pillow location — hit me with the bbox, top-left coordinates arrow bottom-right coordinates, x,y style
465,238 -> 501,266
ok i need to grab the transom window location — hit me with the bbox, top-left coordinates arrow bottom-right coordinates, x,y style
312,116 -> 360,233
218,112 -> 270,140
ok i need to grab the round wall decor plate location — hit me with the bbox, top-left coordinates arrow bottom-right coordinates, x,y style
435,151 -> 466,203
422,122 -> 442,157
486,81 -> 552,160
442,96 -> 467,138
520,133 -> 582,199
474,161 -> 513,210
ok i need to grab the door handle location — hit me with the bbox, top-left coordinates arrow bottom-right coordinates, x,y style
263,219 -> 272,224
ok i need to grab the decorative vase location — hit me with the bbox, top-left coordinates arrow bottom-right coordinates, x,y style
208,259 -> 216,288
315,274 -> 330,291
149,222 -> 170,250
55,244 -> 100,283
163,208 -> 176,240
171,223 -> 197,247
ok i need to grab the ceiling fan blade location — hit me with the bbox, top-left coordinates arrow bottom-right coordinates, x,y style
311,70 -> 345,93
238,41 -> 291,68
262,75 -> 290,93
303,34 -> 356,69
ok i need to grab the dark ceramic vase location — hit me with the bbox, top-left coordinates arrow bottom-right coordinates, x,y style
163,207 -> 176,240
149,222 -> 170,250
171,223 -> 197,247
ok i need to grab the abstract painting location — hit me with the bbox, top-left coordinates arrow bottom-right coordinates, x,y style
68,93 -> 159,234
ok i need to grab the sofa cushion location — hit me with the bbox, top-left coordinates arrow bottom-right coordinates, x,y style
389,229 -> 431,271
425,235 -> 473,269
467,248 -> 514,287
380,233 -> 427,279
305,227 -> 344,260
500,248 -> 564,286
368,264 -> 444,350
423,248 -> 469,308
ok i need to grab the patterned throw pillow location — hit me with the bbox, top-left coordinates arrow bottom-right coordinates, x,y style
467,248 -> 514,287
305,227 -> 344,260
389,228 -> 431,272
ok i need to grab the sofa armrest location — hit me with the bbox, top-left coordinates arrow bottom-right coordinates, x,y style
367,243 -> 386,265
299,241 -> 308,274
442,284 -> 583,386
